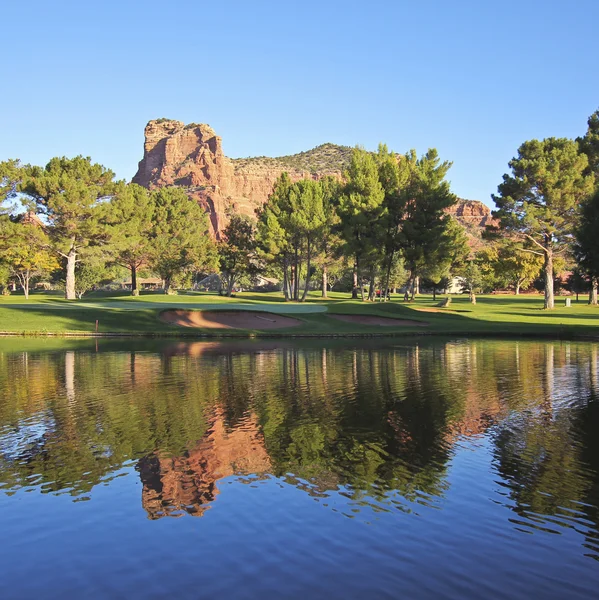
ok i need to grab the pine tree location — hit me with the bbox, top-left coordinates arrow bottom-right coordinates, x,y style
493,138 -> 594,309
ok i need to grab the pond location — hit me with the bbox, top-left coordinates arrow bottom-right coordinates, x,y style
0,338 -> 598,599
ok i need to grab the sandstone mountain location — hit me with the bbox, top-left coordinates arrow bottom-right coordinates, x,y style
132,118 -> 493,239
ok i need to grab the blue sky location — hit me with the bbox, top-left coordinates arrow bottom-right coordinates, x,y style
1,0 -> 598,206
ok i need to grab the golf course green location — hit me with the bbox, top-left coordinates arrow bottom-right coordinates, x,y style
1,290 -> 598,339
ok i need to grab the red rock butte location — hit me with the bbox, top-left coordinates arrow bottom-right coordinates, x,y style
132,118 -> 495,239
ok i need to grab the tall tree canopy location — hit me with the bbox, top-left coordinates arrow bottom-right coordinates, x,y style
218,214 -> 258,296
149,187 -> 216,293
577,108 -> 599,177
106,183 -> 155,296
17,156 -> 117,299
399,149 -> 458,299
575,188 -> 599,305
257,175 -> 328,301
492,138 -> 594,309
338,148 -> 385,299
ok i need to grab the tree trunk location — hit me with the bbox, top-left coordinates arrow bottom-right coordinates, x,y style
543,247 -> 554,309
287,268 -> 293,300
17,272 -> 30,299
322,265 -> 328,298
164,276 -> 171,295
383,253 -> 394,303
404,274 -> 413,301
283,259 -> 289,301
131,264 -> 139,296
432,287 -> 436,301
227,275 -> 235,297
65,245 -> 76,300
358,261 -> 365,302
368,267 -> 376,301
352,258 -> 359,299
414,276 -> 420,296
301,238 -> 311,302
294,245 -> 299,301
410,274 -> 417,301
515,280 -> 520,295
470,290 -> 476,304
589,277 -> 598,306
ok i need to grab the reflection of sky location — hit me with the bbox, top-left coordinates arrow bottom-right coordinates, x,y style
1,438 -> 598,599
0,412 -> 54,462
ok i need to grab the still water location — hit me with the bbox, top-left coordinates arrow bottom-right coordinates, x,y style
0,338 -> 598,599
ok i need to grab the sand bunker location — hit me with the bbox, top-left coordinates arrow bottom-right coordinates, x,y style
328,314 -> 428,327
160,309 -> 302,330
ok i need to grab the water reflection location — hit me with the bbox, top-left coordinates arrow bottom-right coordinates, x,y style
0,339 -> 598,560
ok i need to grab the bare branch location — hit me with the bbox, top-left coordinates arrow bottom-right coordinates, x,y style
522,233 -> 548,253
518,247 -> 544,256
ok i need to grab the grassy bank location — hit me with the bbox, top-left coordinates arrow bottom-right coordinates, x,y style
1,290 -> 598,339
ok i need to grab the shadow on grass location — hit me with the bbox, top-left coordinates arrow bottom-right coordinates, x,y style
2,299 -> 599,339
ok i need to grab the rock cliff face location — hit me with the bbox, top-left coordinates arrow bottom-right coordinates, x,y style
132,119 -> 493,238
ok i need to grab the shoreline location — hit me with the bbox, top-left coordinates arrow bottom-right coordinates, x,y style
2,330 -> 598,341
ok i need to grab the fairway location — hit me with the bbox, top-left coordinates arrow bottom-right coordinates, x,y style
2,300 -> 327,313
1,291 -> 599,338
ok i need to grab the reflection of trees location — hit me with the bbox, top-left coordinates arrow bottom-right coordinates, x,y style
0,340 -> 597,537
491,344 -> 599,559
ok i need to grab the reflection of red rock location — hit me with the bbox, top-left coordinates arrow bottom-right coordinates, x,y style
138,409 -> 270,519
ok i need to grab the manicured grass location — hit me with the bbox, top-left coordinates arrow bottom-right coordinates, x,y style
1,290 -> 598,338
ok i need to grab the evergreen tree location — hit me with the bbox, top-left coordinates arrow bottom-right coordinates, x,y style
400,149 -> 458,300
338,148 -> 385,300
106,183 -> 155,296
577,108 -> 599,177
256,173 -> 294,300
149,187 -> 217,293
493,138 -> 594,309
575,188 -> 599,305
219,215 -> 258,296
17,156 -> 117,299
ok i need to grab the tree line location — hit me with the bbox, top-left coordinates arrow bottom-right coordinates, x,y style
0,107 -> 598,308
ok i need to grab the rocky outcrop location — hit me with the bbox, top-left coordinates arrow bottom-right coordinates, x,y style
448,199 -> 495,229
133,119 -> 494,238
133,119 -> 344,238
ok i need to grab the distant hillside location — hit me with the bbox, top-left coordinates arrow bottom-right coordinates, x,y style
231,143 -> 353,175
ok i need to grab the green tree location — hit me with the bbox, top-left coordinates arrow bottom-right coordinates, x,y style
457,259 -> 484,304
315,176 -> 342,298
400,149 -> 458,300
492,138 -> 594,309
338,148 -> 385,299
577,108 -> 599,177
421,218 -> 469,300
256,173 -> 294,300
257,175 -> 328,301
149,187 -> 216,293
375,145 -> 412,300
73,261 -> 115,299
2,220 -> 58,299
218,215 -> 258,296
493,240 -> 543,295
106,183 -> 155,296
575,188 -> 599,305
17,156 -> 117,300
288,179 -> 326,301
